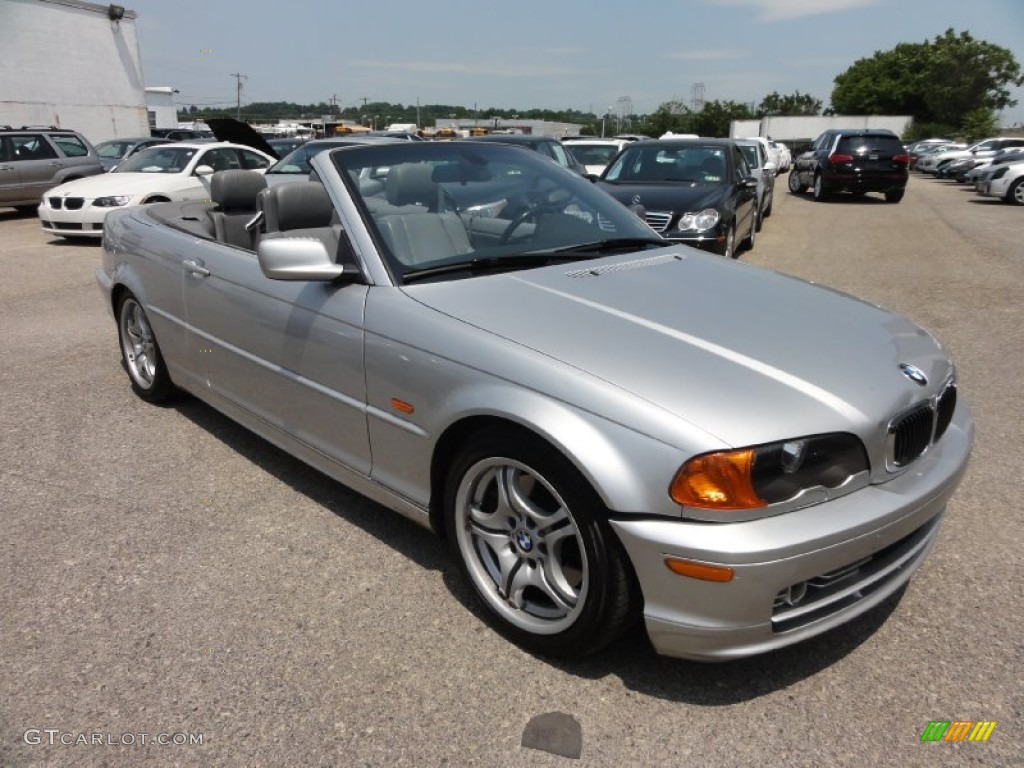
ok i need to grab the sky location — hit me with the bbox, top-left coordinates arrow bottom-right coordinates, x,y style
127,0 -> 1024,126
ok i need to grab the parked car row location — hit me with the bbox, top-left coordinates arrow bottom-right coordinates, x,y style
918,143 -> 1024,205
915,136 -> 1024,178
5,119 -> 876,249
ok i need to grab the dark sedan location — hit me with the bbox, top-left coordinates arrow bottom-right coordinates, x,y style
596,138 -> 758,259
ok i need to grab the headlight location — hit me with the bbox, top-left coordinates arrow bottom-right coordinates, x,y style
93,196 -> 132,207
990,167 -> 1008,180
677,208 -> 719,232
669,433 -> 869,513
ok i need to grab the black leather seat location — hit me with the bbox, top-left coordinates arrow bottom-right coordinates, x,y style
208,170 -> 267,249
257,181 -> 341,259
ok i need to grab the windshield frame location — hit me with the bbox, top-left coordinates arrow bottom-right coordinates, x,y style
328,141 -> 661,285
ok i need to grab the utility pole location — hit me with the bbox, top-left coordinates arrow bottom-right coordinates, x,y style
230,72 -> 247,120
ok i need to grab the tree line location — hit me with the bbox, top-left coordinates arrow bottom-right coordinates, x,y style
182,30 -> 1021,142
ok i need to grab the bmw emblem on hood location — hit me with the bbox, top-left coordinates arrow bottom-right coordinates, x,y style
899,363 -> 928,386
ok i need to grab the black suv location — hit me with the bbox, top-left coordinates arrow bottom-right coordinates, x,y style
1,126 -> 103,212
788,129 -> 909,203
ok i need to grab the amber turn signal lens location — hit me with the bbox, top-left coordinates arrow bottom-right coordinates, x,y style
389,398 -> 415,414
669,449 -> 766,510
664,558 -> 735,582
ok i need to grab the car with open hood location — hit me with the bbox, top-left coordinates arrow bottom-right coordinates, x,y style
95,140 -> 973,661
596,138 -> 758,258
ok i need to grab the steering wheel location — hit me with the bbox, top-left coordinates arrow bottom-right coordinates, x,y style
498,188 -> 573,245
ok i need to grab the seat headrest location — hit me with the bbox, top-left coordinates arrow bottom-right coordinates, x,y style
210,170 -> 267,212
267,182 -> 334,231
386,163 -> 437,207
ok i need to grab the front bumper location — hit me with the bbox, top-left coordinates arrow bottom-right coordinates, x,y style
38,200 -> 109,237
662,231 -> 729,255
610,403 -> 973,661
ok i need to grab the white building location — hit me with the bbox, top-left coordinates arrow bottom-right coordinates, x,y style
144,86 -> 178,131
0,0 -> 149,143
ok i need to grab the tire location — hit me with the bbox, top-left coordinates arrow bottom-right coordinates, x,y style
812,173 -> 828,201
885,189 -> 905,203
754,202 -> 764,232
445,429 -> 638,658
722,222 -> 737,259
763,195 -> 773,218
742,213 -> 756,251
788,171 -> 807,194
116,292 -> 176,403
1007,178 -> 1024,205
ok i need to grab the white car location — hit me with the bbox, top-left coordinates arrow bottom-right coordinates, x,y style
742,137 -> 780,176
561,138 -> 628,175
770,140 -> 791,173
38,142 -> 275,239
977,158 -> 1024,204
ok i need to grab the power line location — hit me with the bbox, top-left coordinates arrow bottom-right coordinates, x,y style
229,72 -> 248,120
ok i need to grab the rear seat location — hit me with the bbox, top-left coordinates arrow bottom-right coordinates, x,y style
207,170 -> 267,249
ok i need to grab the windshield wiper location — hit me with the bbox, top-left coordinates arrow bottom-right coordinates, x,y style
544,237 -> 668,254
402,253 -> 597,283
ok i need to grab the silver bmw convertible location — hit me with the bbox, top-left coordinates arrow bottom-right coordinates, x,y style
96,141 -> 973,661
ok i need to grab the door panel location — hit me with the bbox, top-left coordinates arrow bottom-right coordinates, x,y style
183,244 -> 371,474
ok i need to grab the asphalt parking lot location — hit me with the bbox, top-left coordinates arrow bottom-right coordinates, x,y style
1,175 -> 1021,767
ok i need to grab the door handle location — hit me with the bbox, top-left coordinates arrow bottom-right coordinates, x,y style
49,161 -> 64,167
183,258 -> 210,277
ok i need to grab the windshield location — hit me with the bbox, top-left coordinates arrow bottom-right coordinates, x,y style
738,145 -> 760,168
603,144 -> 727,184
115,146 -> 196,173
329,142 -> 662,283
268,141 -> 362,174
568,144 -> 621,167
96,141 -> 134,159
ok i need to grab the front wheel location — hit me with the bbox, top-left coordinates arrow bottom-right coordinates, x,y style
721,222 -> 737,259
1006,178 -> 1024,205
788,171 -> 807,194
742,213 -> 756,251
117,292 -> 176,403
445,430 -> 638,658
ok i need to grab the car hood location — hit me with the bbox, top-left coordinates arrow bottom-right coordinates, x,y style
406,248 -> 950,448
45,172 -> 191,198
597,182 -> 726,212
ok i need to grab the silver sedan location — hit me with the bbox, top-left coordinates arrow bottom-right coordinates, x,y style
96,141 -> 973,661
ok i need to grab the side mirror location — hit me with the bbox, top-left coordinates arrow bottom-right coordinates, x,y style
195,164 -> 214,176
763,161 -> 776,174
257,238 -> 360,282
743,176 -> 759,189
